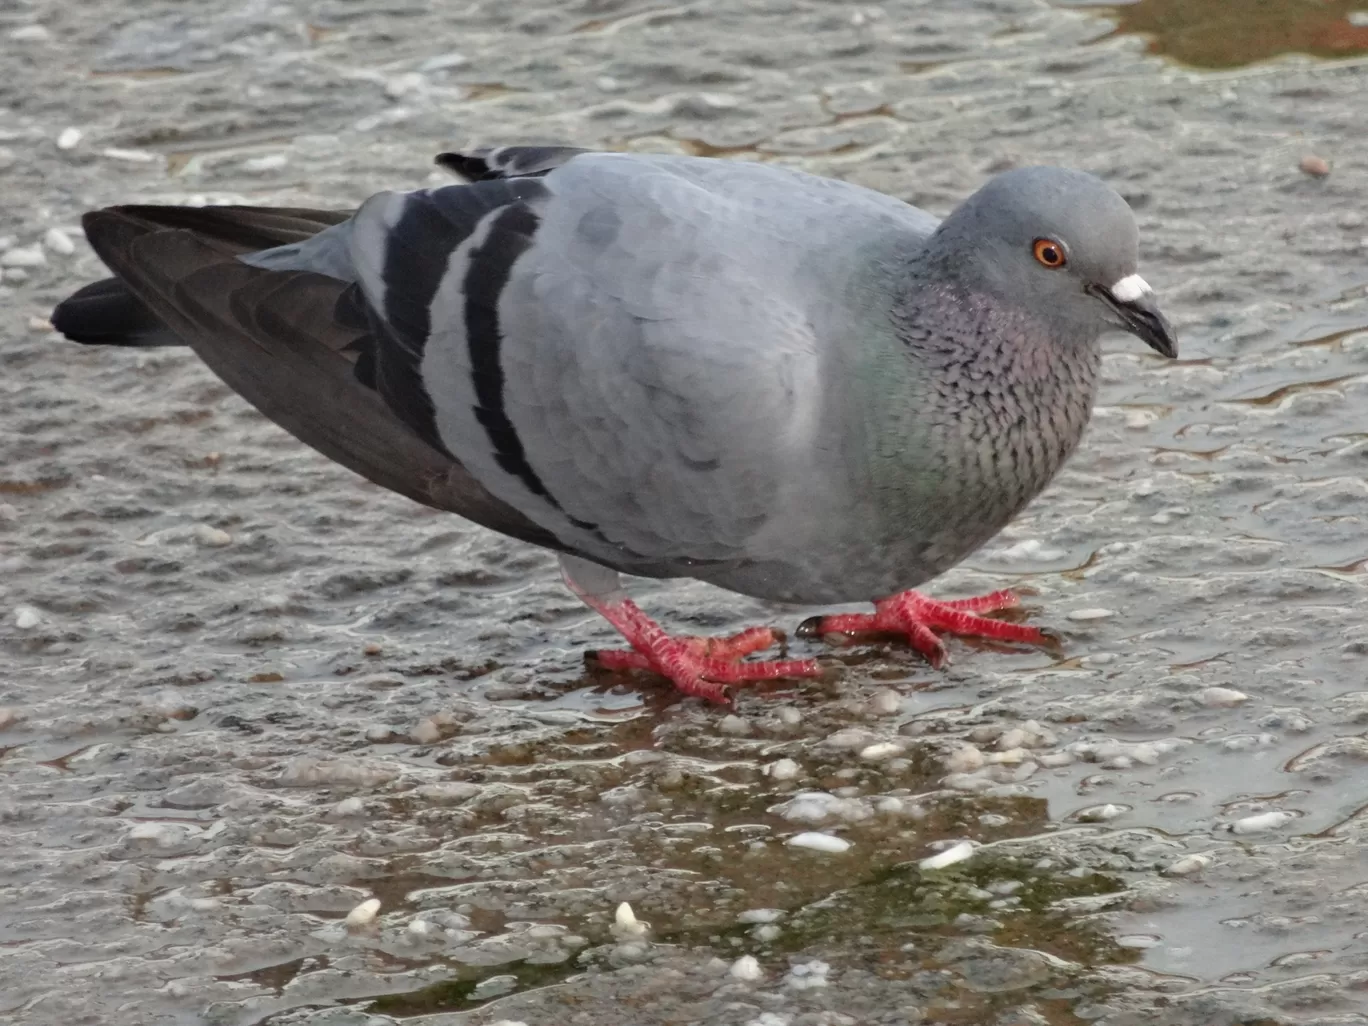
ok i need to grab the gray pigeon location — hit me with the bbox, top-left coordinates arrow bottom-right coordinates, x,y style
51,145 -> 1175,704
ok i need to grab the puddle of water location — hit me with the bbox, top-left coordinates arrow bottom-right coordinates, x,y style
1060,0 -> 1368,67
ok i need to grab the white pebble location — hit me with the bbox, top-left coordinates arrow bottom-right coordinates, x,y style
1066,608 -> 1115,622
242,153 -> 288,172
194,524 -> 232,548
875,796 -> 905,815
996,538 -> 1066,562
1202,686 -> 1250,707
718,714 -> 750,736
998,727 -> 1027,750
14,605 -> 41,630
786,831 -> 851,853
407,918 -> 433,937
1165,853 -> 1212,876
419,51 -> 469,72
102,147 -> 160,163
1230,810 -> 1295,834
1036,751 -> 1075,768
765,758 -> 799,781
920,839 -> 976,870
1,245 -> 46,267
730,954 -> 763,981
859,741 -> 904,761
127,821 -> 199,847
43,228 -> 74,255
8,24 -> 51,41
345,898 -> 381,928
775,706 -> 802,726
613,900 -> 649,939
825,727 -> 874,749
411,717 -> 442,744
943,744 -> 985,773
0,707 -> 21,730
867,688 -> 901,716
333,796 -> 364,815
737,908 -> 783,924
942,771 -> 994,791
56,127 -> 83,150
1076,803 -> 1127,822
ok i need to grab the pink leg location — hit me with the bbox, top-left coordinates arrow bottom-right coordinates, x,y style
578,595 -> 821,705
802,588 -> 1051,669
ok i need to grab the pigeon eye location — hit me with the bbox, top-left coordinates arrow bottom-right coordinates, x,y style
1032,238 -> 1066,268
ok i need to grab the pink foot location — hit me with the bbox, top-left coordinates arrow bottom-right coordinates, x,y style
798,589 -> 1053,669
583,600 -> 821,704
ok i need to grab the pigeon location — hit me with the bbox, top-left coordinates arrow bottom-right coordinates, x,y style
50,145 -> 1176,704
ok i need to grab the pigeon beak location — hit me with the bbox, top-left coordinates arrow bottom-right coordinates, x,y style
1089,275 -> 1177,359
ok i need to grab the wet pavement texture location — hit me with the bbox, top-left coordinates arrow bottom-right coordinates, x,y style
2,0 -> 1368,1024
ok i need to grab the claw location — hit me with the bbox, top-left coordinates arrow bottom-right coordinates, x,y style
807,588 -> 1054,666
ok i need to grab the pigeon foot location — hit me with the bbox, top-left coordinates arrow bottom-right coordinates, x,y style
798,589 -> 1050,668
586,598 -> 822,704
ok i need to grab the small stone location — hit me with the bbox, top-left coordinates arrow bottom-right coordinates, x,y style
411,718 -> 442,744
719,714 -> 751,736
56,127 -> 83,151
194,524 -> 232,548
1230,810 -> 1295,834
730,954 -> 763,981
786,831 -> 851,853
144,688 -> 197,720
1201,686 -> 1249,707
419,51 -> 468,72
944,744 -> 985,773
242,154 -> 288,173
363,642 -> 383,656
1,245 -> 46,267
333,796 -> 364,815
0,707 -> 22,730
613,901 -> 648,938
867,688 -> 901,716
102,147 -> 160,163
8,24 -> 52,41
765,758 -> 799,781
43,228 -> 74,255
1066,607 -> 1115,621
920,839 -> 976,870
859,741 -> 904,761
1299,154 -> 1330,178
414,781 -> 481,802
775,706 -> 802,726
1165,853 -> 1212,876
27,317 -> 53,332
345,897 -> 381,928
1036,751 -> 1075,768
1076,803 -> 1127,822
14,606 -> 41,630
737,908 -> 783,924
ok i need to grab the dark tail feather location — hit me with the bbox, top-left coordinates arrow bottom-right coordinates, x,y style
51,276 -> 184,347
51,204 -> 354,348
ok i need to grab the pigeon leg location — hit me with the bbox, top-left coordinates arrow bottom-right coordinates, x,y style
799,589 -> 1049,669
560,555 -> 822,704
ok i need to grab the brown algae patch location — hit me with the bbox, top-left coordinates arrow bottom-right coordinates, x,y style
1063,0 -> 1368,67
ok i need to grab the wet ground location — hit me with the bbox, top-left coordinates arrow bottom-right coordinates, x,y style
3,0 -> 1368,1023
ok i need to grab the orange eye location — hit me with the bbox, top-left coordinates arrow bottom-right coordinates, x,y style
1032,238 -> 1066,268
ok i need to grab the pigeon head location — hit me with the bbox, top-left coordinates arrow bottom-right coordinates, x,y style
934,166 -> 1176,358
